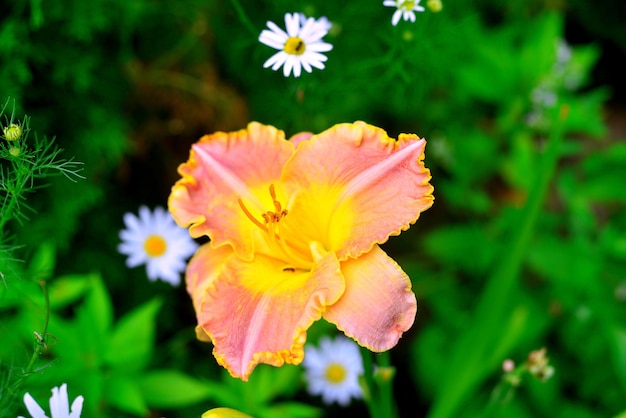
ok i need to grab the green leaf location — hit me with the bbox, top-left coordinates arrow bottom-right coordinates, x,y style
48,274 -> 91,309
27,241 -> 56,282
139,369 -> 213,408
104,297 -> 162,371
423,223 -> 496,275
105,373 -> 148,416
259,402 -> 322,418
610,326 -> 626,393
74,273 -> 112,360
244,364 -> 302,404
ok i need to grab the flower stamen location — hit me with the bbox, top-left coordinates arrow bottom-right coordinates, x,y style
238,198 -> 269,233
238,186 -> 314,269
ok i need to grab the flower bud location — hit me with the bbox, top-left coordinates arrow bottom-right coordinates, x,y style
9,146 -> 21,157
202,408 -> 252,418
502,359 -> 515,373
373,365 -> 396,383
3,123 -> 22,141
525,347 -> 554,381
427,0 -> 443,12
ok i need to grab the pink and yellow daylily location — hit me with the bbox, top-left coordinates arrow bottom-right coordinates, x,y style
168,121 -> 434,380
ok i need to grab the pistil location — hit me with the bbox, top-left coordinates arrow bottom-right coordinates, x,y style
238,184 -> 313,269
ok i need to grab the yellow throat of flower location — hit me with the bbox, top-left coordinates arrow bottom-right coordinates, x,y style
238,184 -> 313,269
284,37 -> 306,55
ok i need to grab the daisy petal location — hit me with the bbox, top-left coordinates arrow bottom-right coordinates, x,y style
23,393 -> 46,418
69,396 -> 84,418
392,10 -> 402,26
304,51 -> 329,66
283,56 -> 294,77
292,59 -> 302,77
307,41 -> 333,53
265,21 -> 288,39
263,51 -> 286,69
285,13 -> 300,37
259,31 -> 286,50
300,59 -> 313,74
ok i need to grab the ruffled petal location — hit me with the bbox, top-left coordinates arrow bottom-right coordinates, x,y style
324,245 -> 417,351
194,242 -> 345,380
168,122 -> 295,260
281,121 -> 434,260
289,132 -> 313,147
186,243 -> 233,315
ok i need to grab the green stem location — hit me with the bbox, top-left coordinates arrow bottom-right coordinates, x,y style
427,105 -> 569,418
24,279 -> 50,375
377,351 -> 397,418
229,0 -> 257,37
360,347 -> 381,418
360,349 -> 398,418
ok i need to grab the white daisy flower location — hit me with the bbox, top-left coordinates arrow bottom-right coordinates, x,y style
297,13 -> 332,34
383,0 -> 426,26
259,12 -> 333,78
18,383 -> 84,418
302,336 -> 364,406
118,205 -> 198,286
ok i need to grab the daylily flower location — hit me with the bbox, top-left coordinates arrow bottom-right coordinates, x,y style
169,121 -> 434,380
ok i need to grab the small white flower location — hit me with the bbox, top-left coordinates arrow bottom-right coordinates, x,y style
303,336 -> 364,406
118,206 -> 198,286
297,13 -> 332,34
383,0 -> 426,26
259,12 -> 333,77
18,383 -> 84,418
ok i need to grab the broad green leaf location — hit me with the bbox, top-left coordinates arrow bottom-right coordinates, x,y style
104,297 -> 162,371
105,373 -> 148,416
243,364 -> 302,404
48,274 -> 91,309
27,241 -> 56,282
139,369 -> 213,408
75,273 -> 112,359
259,402 -> 322,418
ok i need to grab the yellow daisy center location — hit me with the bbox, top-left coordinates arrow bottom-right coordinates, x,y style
325,363 -> 347,384
400,0 -> 416,11
284,37 -> 306,55
144,235 -> 167,257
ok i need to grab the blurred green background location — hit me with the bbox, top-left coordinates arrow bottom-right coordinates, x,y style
1,0 -> 626,417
